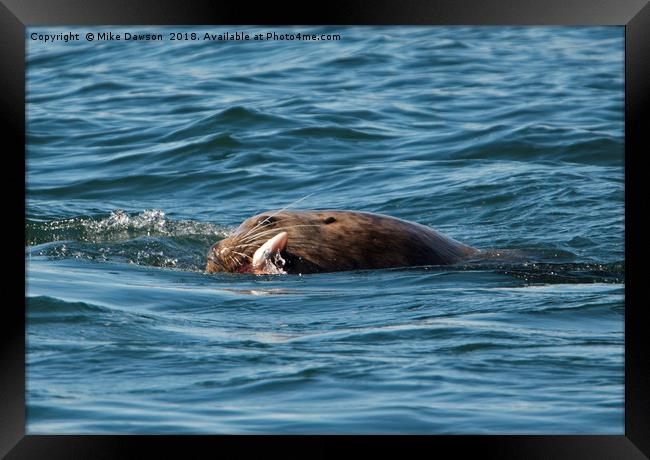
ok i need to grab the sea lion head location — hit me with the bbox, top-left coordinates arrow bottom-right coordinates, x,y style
206,209 -> 477,275
206,211 -> 335,275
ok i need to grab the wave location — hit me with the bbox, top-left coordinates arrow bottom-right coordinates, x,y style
28,295 -> 109,314
457,261 -> 624,284
26,296 -> 111,326
281,126 -> 393,141
160,106 -> 293,143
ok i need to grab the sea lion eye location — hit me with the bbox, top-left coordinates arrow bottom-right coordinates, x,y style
323,216 -> 336,224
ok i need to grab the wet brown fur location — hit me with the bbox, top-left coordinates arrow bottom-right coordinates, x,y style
206,210 -> 478,274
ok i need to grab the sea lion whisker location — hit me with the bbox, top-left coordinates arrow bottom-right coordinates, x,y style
236,224 -> 318,244
237,216 -> 296,241
271,239 -> 341,252
231,251 -> 252,261
226,254 -> 235,269
236,224 -> 323,245
239,193 -> 314,240
231,255 -> 244,271
237,218 -> 285,243
243,198 -> 308,238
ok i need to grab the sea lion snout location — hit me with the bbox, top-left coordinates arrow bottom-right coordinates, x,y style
206,241 -> 227,272
206,230 -> 290,274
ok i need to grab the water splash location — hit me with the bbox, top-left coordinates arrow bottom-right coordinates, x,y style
26,209 -> 231,245
26,209 -> 233,271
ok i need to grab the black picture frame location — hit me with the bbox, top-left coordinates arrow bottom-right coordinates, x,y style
2,0 -> 648,457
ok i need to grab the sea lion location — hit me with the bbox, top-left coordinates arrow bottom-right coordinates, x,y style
206,210 -> 478,275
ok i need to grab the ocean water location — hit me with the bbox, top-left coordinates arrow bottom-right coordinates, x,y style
26,26 -> 625,434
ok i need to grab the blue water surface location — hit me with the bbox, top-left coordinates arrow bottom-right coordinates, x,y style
26,26 -> 624,434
